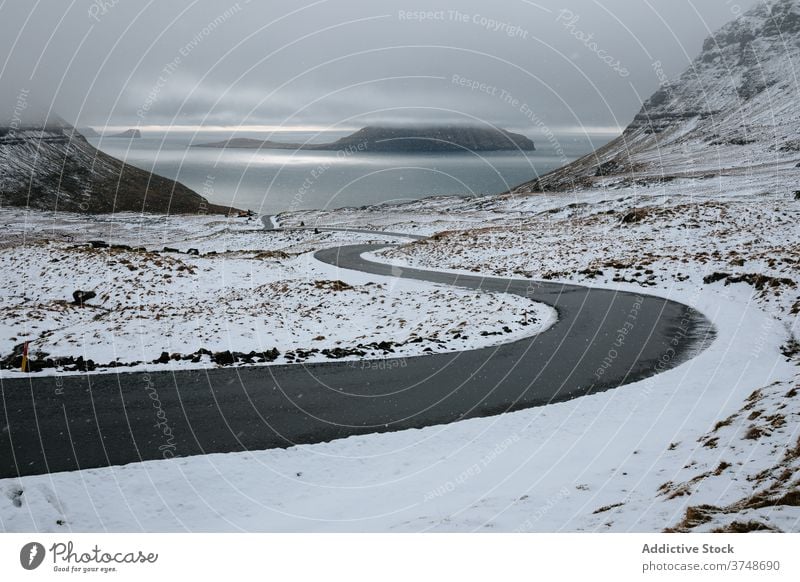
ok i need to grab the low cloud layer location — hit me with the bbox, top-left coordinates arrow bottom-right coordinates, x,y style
1,0 -> 760,134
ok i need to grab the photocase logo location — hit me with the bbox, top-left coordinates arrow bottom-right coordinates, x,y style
20,542 -> 46,570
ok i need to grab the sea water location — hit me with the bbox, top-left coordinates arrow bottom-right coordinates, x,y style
88,130 -> 616,214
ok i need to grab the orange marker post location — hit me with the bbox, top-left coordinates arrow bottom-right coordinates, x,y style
20,341 -> 29,373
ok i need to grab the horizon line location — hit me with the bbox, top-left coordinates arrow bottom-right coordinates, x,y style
90,123 -> 624,135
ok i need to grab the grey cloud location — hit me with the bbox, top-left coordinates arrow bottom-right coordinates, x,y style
1,0 -> 761,131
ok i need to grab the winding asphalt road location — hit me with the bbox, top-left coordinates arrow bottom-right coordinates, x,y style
0,218 -> 714,479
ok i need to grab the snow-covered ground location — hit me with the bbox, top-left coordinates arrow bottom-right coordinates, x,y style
0,269 -> 794,532
0,210 -> 554,375
2,164 -> 797,532
366,170 -> 799,532
377,176 -> 799,328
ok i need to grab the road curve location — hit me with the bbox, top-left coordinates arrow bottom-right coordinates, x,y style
0,218 -> 714,479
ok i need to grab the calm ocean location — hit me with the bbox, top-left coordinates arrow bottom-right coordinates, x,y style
88,130 -> 617,214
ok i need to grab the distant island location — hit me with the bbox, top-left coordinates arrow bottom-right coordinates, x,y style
108,128 -> 142,138
194,125 -> 535,153
77,128 -> 141,138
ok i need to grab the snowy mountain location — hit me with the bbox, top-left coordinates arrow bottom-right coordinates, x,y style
512,0 -> 800,193
0,113 -> 235,214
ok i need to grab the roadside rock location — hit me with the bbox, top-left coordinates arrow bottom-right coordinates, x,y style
213,350 -> 235,365
72,290 -> 96,305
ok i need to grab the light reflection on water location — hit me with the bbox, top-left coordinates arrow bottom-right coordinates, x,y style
88,130 -> 616,214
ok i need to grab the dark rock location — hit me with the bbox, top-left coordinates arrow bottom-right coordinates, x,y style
313,280 -> 353,292
621,208 -> 649,224
162,247 -> 180,253
261,348 -> 280,361
703,271 -> 796,290
187,248 -> 199,255
88,240 -> 108,248
578,268 -> 604,278
27,360 -> 48,372
154,351 -> 170,364
2,355 -> 23,370
213,350 -> 235,365
72,290 -> 96,305
322,347 -> 356,359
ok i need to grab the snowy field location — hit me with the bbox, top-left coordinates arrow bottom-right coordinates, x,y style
0,210 -> 554,375
0,242 -> 794,533
1,163 -> 797,532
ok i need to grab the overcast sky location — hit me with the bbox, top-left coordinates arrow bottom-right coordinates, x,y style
0,0 -> 761,134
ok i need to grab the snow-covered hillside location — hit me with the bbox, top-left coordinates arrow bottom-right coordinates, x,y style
0,210 -> 554,375
510,0 -> 800,192
0,114 -> 235,214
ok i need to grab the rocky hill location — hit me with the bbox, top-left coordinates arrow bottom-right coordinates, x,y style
0,115 -> 236,214
511,0 -> 800,193
196,125 -> 536,153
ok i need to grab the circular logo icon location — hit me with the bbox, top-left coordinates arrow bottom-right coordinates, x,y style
20,542 -> 46,570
